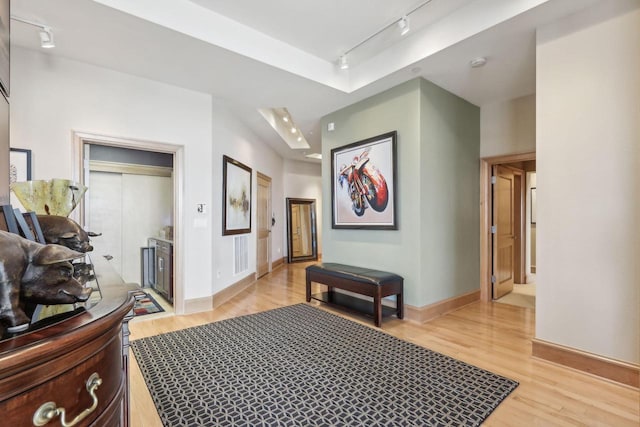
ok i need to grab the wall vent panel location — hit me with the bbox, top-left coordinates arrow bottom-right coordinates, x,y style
234,235 -> 249,275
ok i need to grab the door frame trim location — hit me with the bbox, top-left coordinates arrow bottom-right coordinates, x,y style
72,131 -> 186,314
480,151 -> 535,302
256,171 -> 272,277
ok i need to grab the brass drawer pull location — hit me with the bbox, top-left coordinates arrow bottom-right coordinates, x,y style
33,372 -> 102,426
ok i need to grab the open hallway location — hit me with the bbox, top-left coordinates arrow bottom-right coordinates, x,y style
129,262 -> 639,426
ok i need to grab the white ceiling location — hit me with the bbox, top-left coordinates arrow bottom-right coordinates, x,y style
10,0 -> 605,162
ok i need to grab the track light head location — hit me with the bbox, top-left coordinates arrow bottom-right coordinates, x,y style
398,16 -> 410,36
339,54 -> 349,70
11,16 -> 57,49
39,27 -> 55,49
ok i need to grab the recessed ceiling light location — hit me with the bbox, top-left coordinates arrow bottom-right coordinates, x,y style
305,153 -> 322,160
469,57 -> 487,68
257,107 -> 310,150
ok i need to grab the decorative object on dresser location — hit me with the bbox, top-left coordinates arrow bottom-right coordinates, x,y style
36,214 -> 101,252
0,253 -> 141,426
10,178 -> 87,216
132,304 -> 518,426
0,229 -> 90,335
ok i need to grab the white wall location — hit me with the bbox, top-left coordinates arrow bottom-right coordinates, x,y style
10,47 -> 214,302
480,94 -> 535,158
211,99 -> 284,294
536,2 -> 639,363
283,159 -> 322,256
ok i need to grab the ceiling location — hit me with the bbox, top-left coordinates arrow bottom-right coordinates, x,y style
10,0 -> 604,162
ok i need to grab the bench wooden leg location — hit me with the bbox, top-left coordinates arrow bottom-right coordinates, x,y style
397,291 -> 404,319
373,295 -> 382,328
305,275 -> 311,302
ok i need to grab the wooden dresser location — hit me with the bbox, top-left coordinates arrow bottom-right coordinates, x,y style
0,255 -> 140,427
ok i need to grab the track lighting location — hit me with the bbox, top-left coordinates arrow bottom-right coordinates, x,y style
398,16 -> 410,36
336,0 -> 432,70
39,28 -> 55,49
11,16 -> 56,49
339,55 -> 349,70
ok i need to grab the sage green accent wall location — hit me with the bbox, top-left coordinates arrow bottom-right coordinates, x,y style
419,79 -> 480,304
321,78 -> 480,307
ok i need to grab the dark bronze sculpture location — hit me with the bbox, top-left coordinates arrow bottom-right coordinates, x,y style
36,215 -> 101,253
0,230 -> 92,335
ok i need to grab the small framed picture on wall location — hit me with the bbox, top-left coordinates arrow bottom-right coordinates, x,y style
9,148 -> 32,183
222,155 -> 252,235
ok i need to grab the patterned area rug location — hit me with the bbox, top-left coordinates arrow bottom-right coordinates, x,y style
133,293 -> 165,317
131,304 -> 518,426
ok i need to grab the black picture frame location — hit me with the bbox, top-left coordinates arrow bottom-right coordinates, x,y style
21,211 -> 46,243
331,131 -> 397,230
222,155 -> 252,235
286,197 -> 318,263
0,203 -> 18,233
9,148 -> 32,183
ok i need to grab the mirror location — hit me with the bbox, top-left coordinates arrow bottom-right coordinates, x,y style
286,198 -> 318,263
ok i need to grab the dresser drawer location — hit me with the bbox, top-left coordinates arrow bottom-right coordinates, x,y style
2,334 -> 123,427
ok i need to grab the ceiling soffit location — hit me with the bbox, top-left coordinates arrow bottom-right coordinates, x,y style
92,0 -> 551,93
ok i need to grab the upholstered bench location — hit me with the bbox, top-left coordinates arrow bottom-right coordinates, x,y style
305,263 -> 404,327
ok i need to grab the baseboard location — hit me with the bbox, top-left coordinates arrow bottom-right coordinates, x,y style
272,257 -> 285,270
405,289 -> 480,324
532,338 -> 639,388
183,296 -> 213,314
211,273 -> 256,310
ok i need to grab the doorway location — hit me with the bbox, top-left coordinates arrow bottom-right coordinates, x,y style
72,131 -> 186,314
480,152 -> 536,305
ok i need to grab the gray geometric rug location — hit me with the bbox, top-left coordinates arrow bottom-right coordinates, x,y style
131,304 -> 518,426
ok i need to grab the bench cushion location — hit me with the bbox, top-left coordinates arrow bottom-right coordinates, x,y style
306,263 -> 403,286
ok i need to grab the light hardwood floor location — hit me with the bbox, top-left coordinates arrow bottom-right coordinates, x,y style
129,262 -> 640,426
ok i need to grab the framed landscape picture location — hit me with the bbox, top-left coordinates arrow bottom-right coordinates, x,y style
222,155 -> 252,235
331,131 -> 397,229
